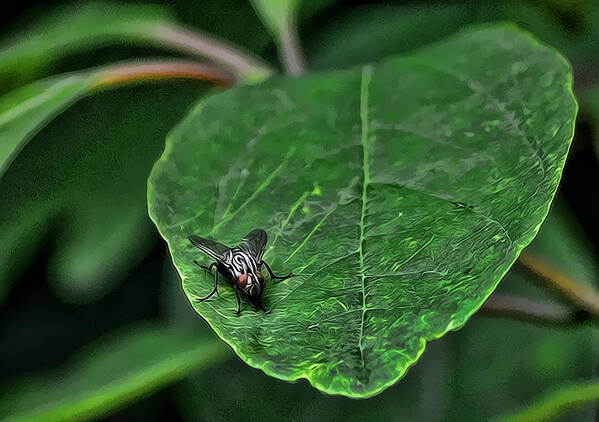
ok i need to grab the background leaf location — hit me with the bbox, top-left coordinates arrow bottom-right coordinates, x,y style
0,2 -> 174,91
493,379 -> 599,422
0,71 -> 94,179
174,315 -> 597,422
0,323 -> 229,422
148,25 -> 577,397
305,1 -> 599,71
0,82 -> 204,303
249,0 -> 300,38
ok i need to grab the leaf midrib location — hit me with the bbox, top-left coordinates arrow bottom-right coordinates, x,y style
357,65 -> 373,373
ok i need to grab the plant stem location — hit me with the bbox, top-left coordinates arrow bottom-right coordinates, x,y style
279,19 -> 306,76
479,293 -> 589,326
90,60 -> 235,89
518,251 -> 599,318
150,23 -> 273,83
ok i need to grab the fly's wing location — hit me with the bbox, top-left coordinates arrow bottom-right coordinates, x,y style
188,235 -> 231,262
239,228 -> 267,261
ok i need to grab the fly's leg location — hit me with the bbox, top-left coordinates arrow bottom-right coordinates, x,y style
249,299 -> 269,314
194,260 -> 217,273
195,264 -> 219,302
261,260 -> 293,283
234,286 -> 242,316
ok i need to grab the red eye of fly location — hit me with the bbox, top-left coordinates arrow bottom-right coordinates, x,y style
238,273 -> 248,287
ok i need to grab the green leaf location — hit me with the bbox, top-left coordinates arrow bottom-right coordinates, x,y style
493,380 -> 599,422
0,71 -> 93,178
0,324 -> 229,422
174,201 -> 599,420
249,0 -> 300,39
306,3 -> 474,71
525,197 -> 599,289
0,2 -> 174,89
450,199 -> 599,421
447,316 -> 598,422
175,319 -> 597,421
582,85 -> 599,159
148,25 -> 577,397
0,81 -> 202,303
306,2 -> 599,71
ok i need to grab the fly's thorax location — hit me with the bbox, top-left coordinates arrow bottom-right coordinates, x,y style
242,272 -> 263,298
237,270 -> 264,296
225,248 -> 262,297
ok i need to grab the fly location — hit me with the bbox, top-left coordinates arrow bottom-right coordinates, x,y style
188,228 -> 293,315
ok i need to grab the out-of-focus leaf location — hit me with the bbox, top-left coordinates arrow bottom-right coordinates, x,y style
174,312 -> 596,421
0,71 -> 94,178
446,314 -> 597,422
582,86 -> 599,158
524,198 -> 599,288
297,0 -> 337,22
306,1 -> 599,71
176,339 -> 446,422
458,198 -> 599,421
0,323 -> 229,422
249,0 -> 336,40
148,25 -> 576,397
306,3 -> 473,71
0,82 -> 203,303
493,379 -> 599,422
201,328 -> 594,422
0,2 -> 174,89
250,0 -> 300,38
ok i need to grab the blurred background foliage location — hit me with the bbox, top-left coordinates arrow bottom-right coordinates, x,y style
0,0 -> 598,420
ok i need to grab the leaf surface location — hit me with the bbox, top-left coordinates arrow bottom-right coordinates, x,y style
148,25 -> 577,397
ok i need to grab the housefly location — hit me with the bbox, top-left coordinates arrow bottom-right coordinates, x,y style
188,228 -> 293,315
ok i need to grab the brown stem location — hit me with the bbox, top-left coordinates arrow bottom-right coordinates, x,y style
479,293 -> 590,326
90,60 -> 235,90
518,251 -> 599,318
150,23 -> 273,82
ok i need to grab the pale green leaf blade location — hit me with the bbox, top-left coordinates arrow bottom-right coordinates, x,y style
249,0 -> 300,39
0,324 -> 229,422
148,25 -> 577,397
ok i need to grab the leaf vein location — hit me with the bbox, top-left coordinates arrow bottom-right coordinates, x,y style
408,56 -> 546,181
209,147 -> 295,235
357,65 -> 373,373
